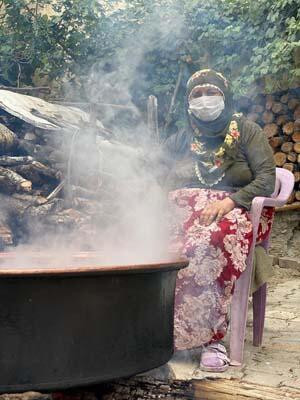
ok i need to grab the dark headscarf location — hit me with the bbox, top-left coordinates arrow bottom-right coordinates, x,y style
186,69 -> 234,139
184,69 -> 240,186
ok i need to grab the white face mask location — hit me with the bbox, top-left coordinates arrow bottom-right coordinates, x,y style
189,96 -> 225,122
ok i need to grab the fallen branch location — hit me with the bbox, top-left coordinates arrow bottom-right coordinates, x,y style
0,156 -> 34,166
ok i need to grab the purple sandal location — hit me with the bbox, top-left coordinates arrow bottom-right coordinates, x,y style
200,343 -> 230,372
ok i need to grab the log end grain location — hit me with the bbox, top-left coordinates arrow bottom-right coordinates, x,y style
282,121 -> 294,135
264,123 -> 279,138
274,152 -> 287,167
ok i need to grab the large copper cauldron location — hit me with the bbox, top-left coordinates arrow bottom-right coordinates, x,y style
0,255 -> 188,393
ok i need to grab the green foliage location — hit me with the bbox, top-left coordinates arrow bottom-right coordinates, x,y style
0,0 -> 123,86
0,0 -> 299,128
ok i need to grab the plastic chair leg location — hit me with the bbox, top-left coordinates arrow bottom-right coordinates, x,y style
230,264 -> 252,366
253,283 -> 267,347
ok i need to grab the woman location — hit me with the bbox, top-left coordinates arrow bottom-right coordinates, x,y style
164,69 -> 275,372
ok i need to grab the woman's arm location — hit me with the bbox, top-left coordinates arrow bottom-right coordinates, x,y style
199,119 -> 275,226
229,119 -> 276,210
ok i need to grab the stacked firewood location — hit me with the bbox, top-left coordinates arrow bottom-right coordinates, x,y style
246,91 -> 300,203
0,106 -> 143,249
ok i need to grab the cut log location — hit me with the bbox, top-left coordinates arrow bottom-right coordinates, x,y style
276,202 -> 300,212
262,111 -> 274,124
70,185 -> 99,200
287,152 -> 297,163
0,155 -> 33,166
294,105 -> 300,120
12,162 -> 61,184
17,140 -> 57,164
0,193 -> 31,216
276,114 -> 289,126
12,193 -> 48,206
0,123 -> 17,154
31,161 -> 62,180
298,154 -> 300,163
43,207 -> 89,226
292,132 -> 300,142
272,102 -> 286,114
251,105 -> 264,113
288,98 -> 300,110
269,136 -> 283,149
265,95 -> 274,110
274,152 -> 287,166
294,143 -> 300,154
24,199 -> 63,218
282,162 -> 294,172
296,191 -> 300,201
0,166 -> 32,193
281,141 -> 294,153
282,122 -> 294,135
0,213 -> 13,246
294,171 -> 300,183
294,119 -> 300,132
280,94 -> 289,104
247,113 -> 259,122
263,123 -> 279,138
287,191 -> 296,204
12,164 -> 42,184
252,94 -> 265,105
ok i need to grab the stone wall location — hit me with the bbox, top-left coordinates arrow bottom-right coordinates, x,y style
270,210 -> 300,258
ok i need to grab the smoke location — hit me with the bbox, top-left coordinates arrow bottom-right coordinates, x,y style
0,2 -> 186,269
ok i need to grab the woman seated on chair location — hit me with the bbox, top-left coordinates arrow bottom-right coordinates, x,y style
163,69 -> 276,372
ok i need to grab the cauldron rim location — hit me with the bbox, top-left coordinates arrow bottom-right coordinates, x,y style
0,254 -> 188,277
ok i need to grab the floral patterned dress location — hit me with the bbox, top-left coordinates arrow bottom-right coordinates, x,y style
169,188 -> 274,351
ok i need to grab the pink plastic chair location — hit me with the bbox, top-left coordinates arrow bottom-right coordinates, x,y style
230,168 -> 295,366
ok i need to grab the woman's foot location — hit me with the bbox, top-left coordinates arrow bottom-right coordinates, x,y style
200,342 -> 230,372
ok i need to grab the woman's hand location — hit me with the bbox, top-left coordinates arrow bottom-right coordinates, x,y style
199,197 -> 236,226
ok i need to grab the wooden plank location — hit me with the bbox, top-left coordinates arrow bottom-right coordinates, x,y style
193,379 -> 300,400
275,202 -> 300,212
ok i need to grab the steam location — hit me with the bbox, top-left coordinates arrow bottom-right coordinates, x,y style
0,2 -> 186,270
